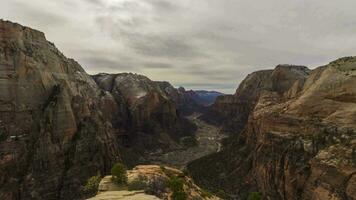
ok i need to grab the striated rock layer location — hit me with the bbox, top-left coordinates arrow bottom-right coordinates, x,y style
188,59 -> 356,200
200,65 -> 310,133
0,20 -> 121,199
92,73 -> 197,167
93,73 -> 195,135
156,83 -> 203,115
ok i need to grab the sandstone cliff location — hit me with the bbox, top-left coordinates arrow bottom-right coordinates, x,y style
188,60 -> 355,200
156,82 -> 205,115
0,20 -> 121,199
201,65 -> 310,133
93,73 -> 197,167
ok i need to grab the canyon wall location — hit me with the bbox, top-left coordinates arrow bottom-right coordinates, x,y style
0,20 -> 121,199
188,60 -> 356,200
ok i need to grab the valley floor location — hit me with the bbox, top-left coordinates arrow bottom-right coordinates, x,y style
148,113 -> 226,169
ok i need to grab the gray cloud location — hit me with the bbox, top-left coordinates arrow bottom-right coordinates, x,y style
144,62 -> 173,69
2,0 -> 356,93
4,1 -> 69,27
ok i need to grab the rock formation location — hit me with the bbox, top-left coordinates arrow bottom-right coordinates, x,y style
0,20 -> 121,199
156,83 -> 222,115
156,83 -> 202,115
92,73 -> 197,167
2,19 -> 355,200
200,65 -> 310,132
188,60 -> 356,200
89,165 -> 220,200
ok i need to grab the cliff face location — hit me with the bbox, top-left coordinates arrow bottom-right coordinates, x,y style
0,20 -> 121,199
201,65 -> 310,133
93,73 -> 197,136
93,74 -> 197,167
188,60 -> 356,200
156,83 -> 224,116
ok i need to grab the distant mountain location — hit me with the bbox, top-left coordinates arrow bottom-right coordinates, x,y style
155,83 -> 223,115
193,90 -> 224,106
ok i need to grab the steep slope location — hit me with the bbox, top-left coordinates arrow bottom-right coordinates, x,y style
93,74 -> 196,166
156,83 -> 223,115
201,65 -> 309,132
187,60 -> 355,200
0,20 -> 121,199
156,82 -> 204,115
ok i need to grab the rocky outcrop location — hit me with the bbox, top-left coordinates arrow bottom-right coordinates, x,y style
0,20 -> 121,199
89,165 -> 220,200
156,83 -> 222,115
93,73 -> 177,131
156,83 -> 203,115
201,65 -> 310,133
88,176 -> 160,200
93,74 -> 197,167
188,59 -> 355,200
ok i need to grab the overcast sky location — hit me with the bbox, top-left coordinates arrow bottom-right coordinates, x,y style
2,0 -> 356,93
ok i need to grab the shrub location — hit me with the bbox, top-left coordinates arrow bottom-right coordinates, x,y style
168,176 -> 187,200
128,175 -> 149,191
111,163 -> 127,185
247,192 -> 262,200
83,175 -> 101,195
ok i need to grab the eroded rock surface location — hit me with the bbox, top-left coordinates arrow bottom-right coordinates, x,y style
89,165 -> 220,200
92,73 -> 197,167
0,20 -> 121,199
188,59 -> 356,200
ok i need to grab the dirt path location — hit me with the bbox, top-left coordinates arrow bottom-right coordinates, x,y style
148,113 -> 226,169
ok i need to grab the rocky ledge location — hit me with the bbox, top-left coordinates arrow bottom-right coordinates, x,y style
88,165 -> 220,200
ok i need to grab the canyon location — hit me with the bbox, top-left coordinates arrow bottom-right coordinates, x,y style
0,20 -> 355,200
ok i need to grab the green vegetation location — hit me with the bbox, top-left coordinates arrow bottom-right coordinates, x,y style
128,175 -> 149,191
247,192 -> 262,200
111,163 -> 127,185
168,176 -> 187,200
83,175 -> 101,196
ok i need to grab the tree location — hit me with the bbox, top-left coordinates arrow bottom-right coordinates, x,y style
111,163 -> 127,185
168,176 -> 187,200
83,175 -> 101,195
